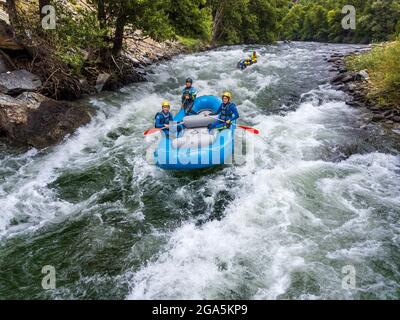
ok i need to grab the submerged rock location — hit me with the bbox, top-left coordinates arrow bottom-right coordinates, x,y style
0,92 -> 94,149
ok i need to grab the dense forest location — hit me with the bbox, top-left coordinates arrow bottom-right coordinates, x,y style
281,0 -> 400,43
86,0 -> 400,47
5,0 -> 400,64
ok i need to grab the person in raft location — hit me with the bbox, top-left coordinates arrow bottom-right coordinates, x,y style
208,91 -> 240,131
181,78 -> 198,115
251,51 -> 258,64
155,101 -> 183,136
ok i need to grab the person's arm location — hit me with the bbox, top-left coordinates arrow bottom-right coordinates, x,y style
182,88 -> 190,104
181,90 -> 186,104
229,104 -> 239,122
155,114 -> 164,128
191,88 -> 198,100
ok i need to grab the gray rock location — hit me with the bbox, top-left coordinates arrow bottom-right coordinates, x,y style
0,70 -> 42,95
383,110 -> 394,117
135,67 -> 146,76
95,73 -> 111,93
355,70 -> 369,81
16,92 -> 47,110
346,100 -> 363,108
126,56 -> 141,66
142,57 -> 153,65
332,72 -> 355,84
369,106 -> 381,111
347,83 -> 359,92
371,114 -> 384,122
0,92 -> 94,149
390,115 -> 400,123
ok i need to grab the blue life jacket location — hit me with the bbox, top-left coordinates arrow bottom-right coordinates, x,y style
182,86 -> 198,104
155,111 -> 173,128
218,102 -> 240,122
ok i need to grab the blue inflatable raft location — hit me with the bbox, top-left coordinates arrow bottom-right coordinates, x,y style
154,96 -> 235,170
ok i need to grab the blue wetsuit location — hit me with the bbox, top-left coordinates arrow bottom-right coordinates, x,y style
208,102 -> 240,130
182,86 -> 198,115
155,111 -> 183,136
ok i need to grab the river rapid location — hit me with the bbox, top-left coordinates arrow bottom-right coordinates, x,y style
0,42 -> 399,299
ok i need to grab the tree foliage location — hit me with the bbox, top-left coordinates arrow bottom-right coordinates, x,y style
280,0 -> 400,43
6,0 -> 400,64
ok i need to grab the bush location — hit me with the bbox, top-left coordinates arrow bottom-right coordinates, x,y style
347,41 -> 400,107
47,4 -> 108,73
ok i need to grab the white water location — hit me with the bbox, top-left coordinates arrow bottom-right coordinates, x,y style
0,43 -> 399,299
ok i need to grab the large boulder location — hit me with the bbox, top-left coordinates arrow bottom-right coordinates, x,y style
0,70 -> 42,95
0,92 -> 94,149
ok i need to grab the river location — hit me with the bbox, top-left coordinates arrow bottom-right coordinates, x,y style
0,42 -> 399,299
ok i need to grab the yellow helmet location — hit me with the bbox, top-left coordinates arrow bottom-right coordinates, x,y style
222,91 -> 232,100
161,100 -> 170,108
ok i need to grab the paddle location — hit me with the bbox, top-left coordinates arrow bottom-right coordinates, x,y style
206,115 -> 260,135
144,128 -> 163,135
144,122 -> 184,136
144,116 -> 260,136
237,125 -> 260,135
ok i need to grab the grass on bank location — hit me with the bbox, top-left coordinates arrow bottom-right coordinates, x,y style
346,41 -> 400,108
176,36 -> 206,52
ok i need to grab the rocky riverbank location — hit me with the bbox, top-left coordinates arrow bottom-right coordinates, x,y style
0,18 -> 195,149
327,48 -> 400,130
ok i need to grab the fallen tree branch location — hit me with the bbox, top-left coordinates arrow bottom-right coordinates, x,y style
42,67 -> 61,88
111,54 -> 122,74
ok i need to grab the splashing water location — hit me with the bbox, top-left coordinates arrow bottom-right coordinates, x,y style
0,43 -> 399,300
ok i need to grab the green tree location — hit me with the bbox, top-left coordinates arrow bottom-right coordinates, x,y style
166,0 -> 212,40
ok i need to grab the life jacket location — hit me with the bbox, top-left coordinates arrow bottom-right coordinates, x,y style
182,87 -> 196,102
155,111 -> 172,126
220,103 -> 233,121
